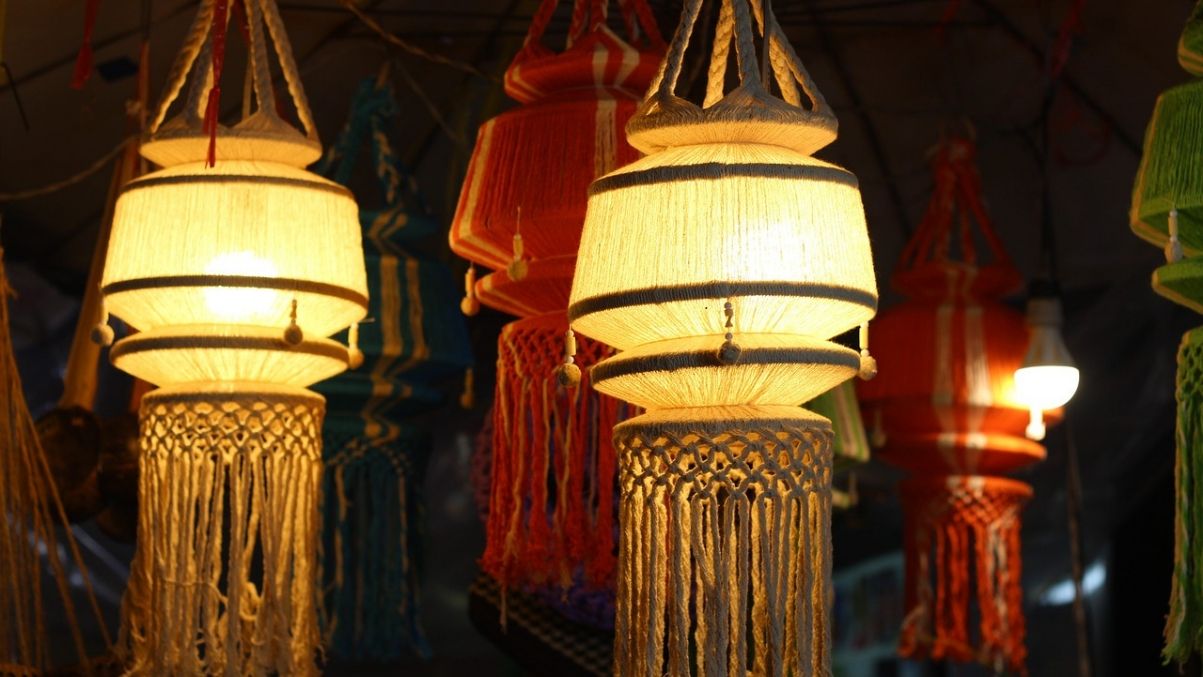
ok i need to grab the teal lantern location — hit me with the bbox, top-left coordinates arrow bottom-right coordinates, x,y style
314,78 -> 472,661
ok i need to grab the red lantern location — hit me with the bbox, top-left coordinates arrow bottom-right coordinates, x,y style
859,136 -> 1054,673
450,0 -> 663,597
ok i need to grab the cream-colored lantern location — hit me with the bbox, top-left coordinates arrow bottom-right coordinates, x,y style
97,1 -> 366,674
568,0 -> 877,673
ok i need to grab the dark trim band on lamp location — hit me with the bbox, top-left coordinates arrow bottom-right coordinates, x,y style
589,162 -> 858,195
103,275 -> 370,310
122,173 -> 354,199
567,281 -> 877,322
592,345 -> 860,383
110,334 -> 351,362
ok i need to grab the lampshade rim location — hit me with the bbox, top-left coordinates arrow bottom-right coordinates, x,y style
111,334 -> 350,363
592,345 -> 860,383
614,405 -> 833,436
103,275 -> 369,311
589,161 -> 857,196
121,172 -> 353,200
568,281 -> 877,323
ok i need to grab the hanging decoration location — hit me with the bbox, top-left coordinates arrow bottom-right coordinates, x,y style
314,76 -> 472,662
1131,3 -> 1203,663
858,136 -> 1049,673
450,0 -> 663,602
99,0 -> 367,673
0,240 -> 112,675
568,0 -> 878,671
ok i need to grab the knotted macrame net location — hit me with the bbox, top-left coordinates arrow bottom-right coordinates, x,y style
613,415 -> 834,677
899,476 -> 1031,674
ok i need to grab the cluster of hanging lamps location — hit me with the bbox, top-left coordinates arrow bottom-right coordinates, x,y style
96,0 -> 366,673
568,0 -> 879,671
450,0 -> 664,605
858,136 -> 1051,673
314,75 -> 472,661
1131,1 -> 1203,663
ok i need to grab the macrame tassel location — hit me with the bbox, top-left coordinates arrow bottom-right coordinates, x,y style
70,0 -> 100,89
460,265 -> 480,316
482,314 -> 627,597
347,321 -> 363,368
120,389 -> 323,676
613,415 -> 835,676
460,367 -> 475,409
203,0 -> 231,167
1166,328 -> 1203,663
899,477 -> 1030,674
554,328 -> 581,387
321,432 -> 432,661
1167,208 -> 1185,263
858,322 -> 878,380
508,232 -> 528,281
90,295 -> 115,346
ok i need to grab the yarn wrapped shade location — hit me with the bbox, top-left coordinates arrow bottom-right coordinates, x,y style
474,257 -> 577,318
1180,0 -> 1203,76
1131,79 -> 1203,253
103,160 -> 368,337
449,15 -> 663,272
569,143 -> 876,350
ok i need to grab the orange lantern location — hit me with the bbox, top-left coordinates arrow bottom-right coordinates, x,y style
450,0 -> 663,597
859,136 -> 1054,673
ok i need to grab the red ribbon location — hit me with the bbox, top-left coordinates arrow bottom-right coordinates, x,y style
70,0 -> 101,90
204,0 -> 231,167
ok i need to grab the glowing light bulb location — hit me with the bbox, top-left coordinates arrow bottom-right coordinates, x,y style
204,252 -> 279,321
1014,296 -> 1078,440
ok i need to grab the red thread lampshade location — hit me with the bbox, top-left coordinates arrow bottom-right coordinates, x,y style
450,0 -> 663,317
859,136 -> 1054,673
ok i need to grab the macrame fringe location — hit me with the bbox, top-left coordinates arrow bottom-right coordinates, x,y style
1166,329 -> 1203,663
320,431 -> 431,661
119,391 -> 323,676
613,416 -> 834,677
899,477 -> 1030,674
482,314 -> 627,594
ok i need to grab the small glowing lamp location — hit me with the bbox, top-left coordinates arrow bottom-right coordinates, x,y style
1014,295 -> 1079,440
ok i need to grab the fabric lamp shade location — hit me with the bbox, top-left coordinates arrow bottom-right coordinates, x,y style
569,0 -> 878,672
857,136 -> 1046,673
450,0 -> 663,317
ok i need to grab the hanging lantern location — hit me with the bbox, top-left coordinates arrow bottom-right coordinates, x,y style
569,0 -> 877,671
99,1 -> 366,674
1132,3 -> 1203,663
859,136 -> 1050,673
450,0 -> 662,601
314,77 -> 472,662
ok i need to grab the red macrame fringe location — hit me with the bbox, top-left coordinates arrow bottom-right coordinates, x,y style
900,477 -> 1031,675
70,0 -> 101,89
481,314 -> 627,592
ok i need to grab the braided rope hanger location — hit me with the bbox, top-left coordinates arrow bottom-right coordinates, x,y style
148,0 -> 319,165
628,0 -> 836,155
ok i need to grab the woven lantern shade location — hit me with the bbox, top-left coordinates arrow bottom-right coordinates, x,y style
98,1 -> 366,674
1132,4 -> 1203,662
858,136 -> 1049,673
313,77 -> 472,662
569,0 -> 877,672
450,0 -> 662,602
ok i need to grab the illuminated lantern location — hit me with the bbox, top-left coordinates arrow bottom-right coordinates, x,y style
314,78 -> 472,661
98,1 -> 366,673
569,0 -> 878,671
1132,3 -> 1203,662
859,136 -> 1048,673
450,0 -> 662,598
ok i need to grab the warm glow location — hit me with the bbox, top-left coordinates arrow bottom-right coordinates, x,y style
1013,365 -> 1080,411
203,252 -> 279,320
